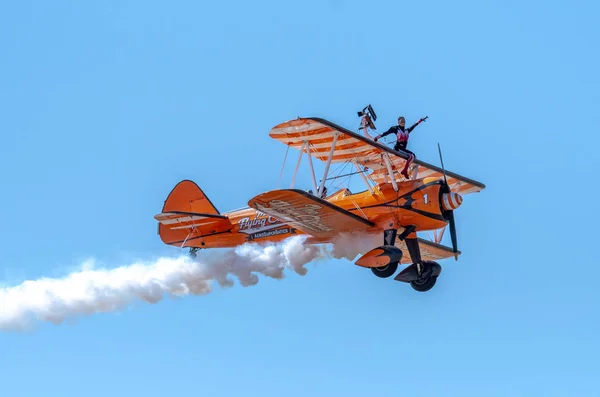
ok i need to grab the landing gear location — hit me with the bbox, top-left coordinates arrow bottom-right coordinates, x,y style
371,262 -> 399,278
358,225 -> 443,292
355,227 -> 403,276
370,228 -> 400,278
189,247 -> 200,258
394,260 -> 442,292
410,276 -> 438,292
384,226 -> 443,292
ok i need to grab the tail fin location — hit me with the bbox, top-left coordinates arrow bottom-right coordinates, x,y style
160,179 -> 221,215
154,180 -> 232,247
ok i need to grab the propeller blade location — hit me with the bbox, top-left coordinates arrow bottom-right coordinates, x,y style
437,143 -> 448,186
438,143 -> 458,259
447,210 -> 458,260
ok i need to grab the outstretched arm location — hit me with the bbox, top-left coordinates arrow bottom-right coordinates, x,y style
407,116 -> 428,133
374,126 -> 396,142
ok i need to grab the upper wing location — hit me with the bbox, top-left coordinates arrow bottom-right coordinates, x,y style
269,117 -> 485,195
247,188 -> 374,239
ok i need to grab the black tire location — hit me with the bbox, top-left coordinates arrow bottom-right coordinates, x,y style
370,262 -> 399,278
410,276 -> 438,292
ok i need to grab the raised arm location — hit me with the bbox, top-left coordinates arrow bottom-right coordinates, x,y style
407,116 -> 429,133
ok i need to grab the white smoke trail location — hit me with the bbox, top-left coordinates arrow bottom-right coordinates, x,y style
0,234 -> 374,332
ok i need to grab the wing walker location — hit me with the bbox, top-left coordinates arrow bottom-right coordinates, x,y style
154,105 -> 486,292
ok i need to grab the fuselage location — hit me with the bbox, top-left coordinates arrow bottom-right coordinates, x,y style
188,177 -> 449,249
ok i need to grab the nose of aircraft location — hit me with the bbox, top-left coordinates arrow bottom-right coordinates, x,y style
442,192 -> 462,211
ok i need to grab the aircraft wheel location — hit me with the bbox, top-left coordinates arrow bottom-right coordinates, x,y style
370,261 -> 398,278
410,276 -> 438,292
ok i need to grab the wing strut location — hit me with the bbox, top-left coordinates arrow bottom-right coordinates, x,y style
304,140 -> 318,194
290,141 -> 303,188
353,161 -> 373,193
317,131 -> 339,196
276,145 -> 289,189
290,140 -> 319,194
382,153 -> 399,191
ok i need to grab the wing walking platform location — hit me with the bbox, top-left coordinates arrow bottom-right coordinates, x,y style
268,117 -> 486,195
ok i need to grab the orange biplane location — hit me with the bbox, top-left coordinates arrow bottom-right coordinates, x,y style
155,106 -> 485,292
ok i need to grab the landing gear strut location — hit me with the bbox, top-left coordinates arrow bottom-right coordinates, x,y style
370,227 -> 401,278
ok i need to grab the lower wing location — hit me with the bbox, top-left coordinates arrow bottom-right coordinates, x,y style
396,238 -> 461,264
248,189 -> 374,239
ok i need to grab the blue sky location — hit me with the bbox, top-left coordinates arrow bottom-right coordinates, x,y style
1,0 -> 599,395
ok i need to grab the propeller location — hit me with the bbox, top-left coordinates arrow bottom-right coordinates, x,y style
437,143 -> 460,260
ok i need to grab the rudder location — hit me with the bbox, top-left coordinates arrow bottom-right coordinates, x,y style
160,179 -> 220,215
154,180 -> 232,247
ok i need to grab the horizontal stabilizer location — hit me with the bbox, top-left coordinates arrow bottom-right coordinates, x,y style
154,211 -> 231,231
248,189 -> 374,238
